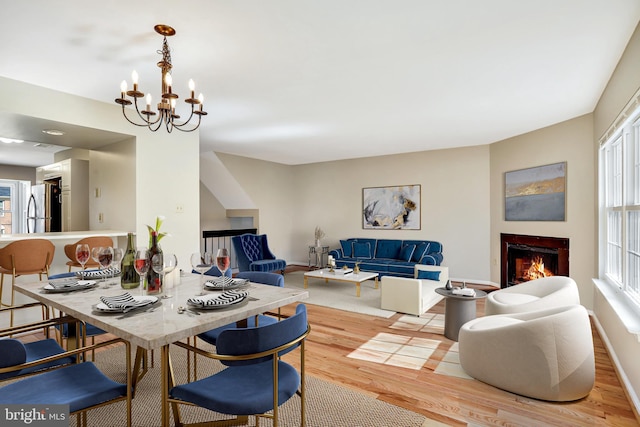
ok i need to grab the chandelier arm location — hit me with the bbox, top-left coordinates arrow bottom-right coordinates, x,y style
121,105 -> 152,128
133,97 -> 164,127
170,114 -> 202,132
171,106 -> 196,129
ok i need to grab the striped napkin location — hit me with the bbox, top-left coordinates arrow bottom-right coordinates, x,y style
77,267 -> 121,279
49,278 -> 82,289
204,277 -> 249,289
187,290 -> 248,307
100,292 -> 146,310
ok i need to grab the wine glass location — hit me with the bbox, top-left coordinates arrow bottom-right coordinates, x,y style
98,246 -> 114,288
134,248 -> 150,295
91,246 -> 103,282
216,248 -> 231,291
153,253 -> 178,299
75,243 -> 90,280
191,252 -> 213,296
110,247 -> 125,283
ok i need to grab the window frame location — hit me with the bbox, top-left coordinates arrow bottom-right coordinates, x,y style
599,110 -> 640,309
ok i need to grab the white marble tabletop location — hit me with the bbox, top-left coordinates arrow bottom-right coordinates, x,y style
14,273 -> 309,350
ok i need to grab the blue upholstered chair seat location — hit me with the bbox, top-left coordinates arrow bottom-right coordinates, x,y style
0,362 -> 127,413
171,360 -> 300,415
22,339 -> 75,377
198,315 -> 279,346
0,338 -> 75,380
58,323 -> 106,338
249,259 -> 287,273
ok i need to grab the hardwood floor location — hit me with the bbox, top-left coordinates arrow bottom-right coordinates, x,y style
276,301 -> 638,426
21,268 -> 639,427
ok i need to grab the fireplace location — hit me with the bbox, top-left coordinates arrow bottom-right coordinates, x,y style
501,233 -> 569,288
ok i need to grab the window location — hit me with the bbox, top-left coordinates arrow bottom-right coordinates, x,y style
0,180 -> 30,234
600,109 -> 640,307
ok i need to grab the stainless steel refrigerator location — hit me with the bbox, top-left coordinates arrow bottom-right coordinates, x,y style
27,182 -> 62,233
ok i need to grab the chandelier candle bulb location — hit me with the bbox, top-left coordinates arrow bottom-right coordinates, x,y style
120,80 -> 127,98
189,79 -> 195,98
146,94 -> 152,111
165,74 -> 172,94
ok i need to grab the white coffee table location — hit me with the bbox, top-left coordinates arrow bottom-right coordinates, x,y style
303,268 -> 379,297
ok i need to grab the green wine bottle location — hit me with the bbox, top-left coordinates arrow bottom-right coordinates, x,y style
120,232 -> 140,289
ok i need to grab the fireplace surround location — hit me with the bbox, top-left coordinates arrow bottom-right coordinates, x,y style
501,233 -> 569,288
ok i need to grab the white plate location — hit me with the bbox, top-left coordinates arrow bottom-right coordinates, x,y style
95,295 -> 158,312
204,278 -> 249,290
44,280 -> 97,293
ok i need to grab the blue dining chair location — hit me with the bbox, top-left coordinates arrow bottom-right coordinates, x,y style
169,304 -> 309,427
0,303 -> 76,380
197,271 -> 285,346
48,271 -> 106,350
0,334 -> 132,427
191,271 -> 285,380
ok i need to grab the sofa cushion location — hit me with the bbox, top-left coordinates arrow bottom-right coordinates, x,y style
352,242 -> 372,259
358,259 -> 389,272
340,240 -> 354,257
399,245 -> 415,262
417,270 -> 441,281
375,240 -> 402,259
411,242 -> 430,262
386,261 -> 416,277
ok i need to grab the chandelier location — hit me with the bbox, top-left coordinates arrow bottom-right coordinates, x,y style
115,24 -> 207,133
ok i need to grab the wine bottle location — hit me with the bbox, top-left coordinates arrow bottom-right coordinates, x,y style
147,231 -> 163,294
120,232 -> 140,289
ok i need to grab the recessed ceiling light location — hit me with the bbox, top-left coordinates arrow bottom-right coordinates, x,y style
42,129 -> 65,136
0,137 -> 24,144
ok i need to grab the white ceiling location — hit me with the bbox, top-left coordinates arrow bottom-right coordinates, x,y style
1,0 -> 639,167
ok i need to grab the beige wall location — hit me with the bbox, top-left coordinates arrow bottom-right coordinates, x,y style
218,145 -> 491,282
89,138 -> 136,233
490,114 -> 596,307
215,153 -> 295,261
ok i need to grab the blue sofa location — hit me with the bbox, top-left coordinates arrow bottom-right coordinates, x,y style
329,238 -> 443,278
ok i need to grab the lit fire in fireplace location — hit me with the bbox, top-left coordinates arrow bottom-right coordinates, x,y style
523,256 -> 554,280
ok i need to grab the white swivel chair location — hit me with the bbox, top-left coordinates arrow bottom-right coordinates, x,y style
458,305 -> 595,402
485,275 -> 580,315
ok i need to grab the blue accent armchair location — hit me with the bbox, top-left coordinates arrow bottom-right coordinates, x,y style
231,234 -> 286,274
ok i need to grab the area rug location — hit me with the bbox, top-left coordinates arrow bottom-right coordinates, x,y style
283,270 -> 396,318
73,344 -> 427,427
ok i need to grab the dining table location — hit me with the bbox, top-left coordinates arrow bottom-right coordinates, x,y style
13,273 -> 309,426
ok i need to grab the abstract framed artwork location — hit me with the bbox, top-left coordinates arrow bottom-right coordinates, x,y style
505,162 -> 566,221
362,185 -> 421,230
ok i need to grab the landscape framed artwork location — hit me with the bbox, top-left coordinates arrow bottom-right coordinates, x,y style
362,185 -> 421,230
505,162 -> 566,221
